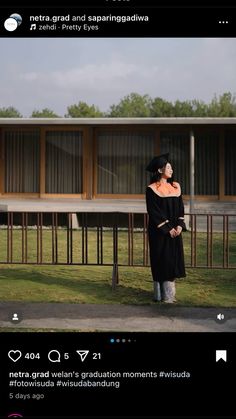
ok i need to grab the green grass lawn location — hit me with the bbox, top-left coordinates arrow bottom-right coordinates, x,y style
0,229 -> 235,307
0,265 -> 235,307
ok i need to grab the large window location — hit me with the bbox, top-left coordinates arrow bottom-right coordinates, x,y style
225,130 -> 236,195
97,131 -> 155,194
160,131 -> 189,194
4,130 -> 40,193
195,131 -> 219,195
45,131 -> 83,194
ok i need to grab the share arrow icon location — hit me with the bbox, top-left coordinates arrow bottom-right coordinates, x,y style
76,350 -> 89,362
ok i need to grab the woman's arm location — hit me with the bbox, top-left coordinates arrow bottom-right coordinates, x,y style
177,193 -> 187,232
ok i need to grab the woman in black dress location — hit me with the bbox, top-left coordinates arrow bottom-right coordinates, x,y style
145,153 -> 186,303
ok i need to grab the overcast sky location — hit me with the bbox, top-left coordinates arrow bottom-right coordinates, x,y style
0,38 -> 235,116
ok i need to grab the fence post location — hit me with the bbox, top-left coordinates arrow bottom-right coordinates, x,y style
112,263 -> 119,290
112,214 -> 119,289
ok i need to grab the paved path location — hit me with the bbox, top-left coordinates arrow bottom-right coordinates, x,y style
0,302 -> 235,332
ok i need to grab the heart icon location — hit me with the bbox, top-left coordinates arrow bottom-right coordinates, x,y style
8,350 -> 22,362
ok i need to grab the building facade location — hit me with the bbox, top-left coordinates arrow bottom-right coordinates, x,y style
0,117 -> 236,202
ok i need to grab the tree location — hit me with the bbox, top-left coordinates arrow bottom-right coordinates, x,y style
31,108 -> 60,118
173,100 -> 194,117
0,106 -> 22,117
65,102 -> 104,117
208,92 -> 236,117
191,99 -> 208,117
108,93 -> 152,117
150,97 -> 175,117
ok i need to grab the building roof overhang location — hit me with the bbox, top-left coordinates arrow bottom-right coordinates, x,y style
1,117 -> 236,126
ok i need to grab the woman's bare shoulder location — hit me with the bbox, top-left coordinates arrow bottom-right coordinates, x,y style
172,181 -> 182,194
147,183 -> 156,191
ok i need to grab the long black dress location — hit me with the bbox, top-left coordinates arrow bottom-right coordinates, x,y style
146,181 -> 186,283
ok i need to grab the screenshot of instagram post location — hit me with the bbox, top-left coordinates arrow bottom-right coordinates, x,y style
0,2 -> 235,419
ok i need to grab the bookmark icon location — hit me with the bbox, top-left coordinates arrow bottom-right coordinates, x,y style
216,350 -> 227,362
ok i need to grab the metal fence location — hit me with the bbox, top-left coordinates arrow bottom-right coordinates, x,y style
0,212 -> 235,288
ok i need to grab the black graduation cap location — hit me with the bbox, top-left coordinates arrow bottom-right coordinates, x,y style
146,153 -> 170,173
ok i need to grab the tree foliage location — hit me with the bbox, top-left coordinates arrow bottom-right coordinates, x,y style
108,92 -> 236,117
31,108 -> 60,118
208,92 -> 236,117
150,97 -> 174,117
109,93 -> 152,117
65,102 -> 104,117
1,92 -> 236,118
0,107 -> 22,117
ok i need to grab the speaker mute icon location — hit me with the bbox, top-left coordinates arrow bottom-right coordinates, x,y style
76,350 -> 89,362
215,312 -> 226,324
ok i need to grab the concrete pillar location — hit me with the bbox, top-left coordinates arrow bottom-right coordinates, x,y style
71,213 -> 79,229
190,129 -> 195,214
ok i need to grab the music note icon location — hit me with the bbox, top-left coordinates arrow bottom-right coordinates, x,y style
30,24 -> 36,30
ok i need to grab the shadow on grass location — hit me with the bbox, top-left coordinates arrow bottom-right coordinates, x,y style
0,266 -> 152,304
0,265 -> 235,307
